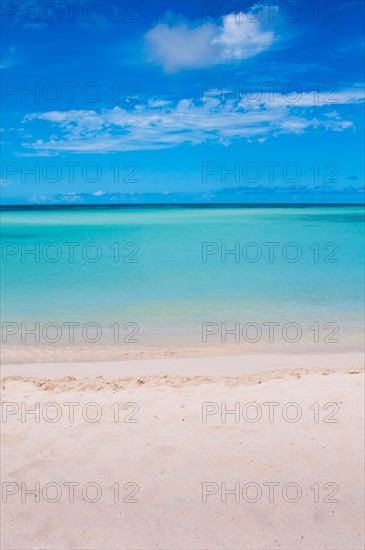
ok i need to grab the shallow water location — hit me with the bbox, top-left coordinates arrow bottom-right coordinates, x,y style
1,205 -> 364,361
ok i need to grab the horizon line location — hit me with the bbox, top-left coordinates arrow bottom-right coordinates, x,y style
1,202 -> 364,209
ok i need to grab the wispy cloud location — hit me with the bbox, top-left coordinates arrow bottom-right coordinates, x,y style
145,6 -> 278,72
22,86 -> 364,154
26,185 -> 365,206
0,46 -> 18,69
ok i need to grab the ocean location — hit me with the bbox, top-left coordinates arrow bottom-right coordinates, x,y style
1,205 -> 364,362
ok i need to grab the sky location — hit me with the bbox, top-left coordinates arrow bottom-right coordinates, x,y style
1,0 -> 364,204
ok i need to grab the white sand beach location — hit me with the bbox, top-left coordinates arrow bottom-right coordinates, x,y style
1,353 -> 364,549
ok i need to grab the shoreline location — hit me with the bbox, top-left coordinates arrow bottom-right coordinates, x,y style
1,351 -> 363,381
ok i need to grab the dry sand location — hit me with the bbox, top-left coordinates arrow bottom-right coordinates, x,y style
1,353 -> 364,549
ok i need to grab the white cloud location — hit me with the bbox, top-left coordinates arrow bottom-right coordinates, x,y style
147,99 -> 172,108
145,21 -> 217,72
213,12 -> 275,60
145,7 -> 277,72
22,86 -> 364,154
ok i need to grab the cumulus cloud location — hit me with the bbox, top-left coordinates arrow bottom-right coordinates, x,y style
21,86 -> 364,154
145,21 -> 218,72
145,6 -> 277,72
213,12 -> 275,60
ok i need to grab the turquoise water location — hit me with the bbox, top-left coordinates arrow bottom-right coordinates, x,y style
1,205 -> 364,361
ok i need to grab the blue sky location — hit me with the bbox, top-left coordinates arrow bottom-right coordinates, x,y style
1,0 -> 364,204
